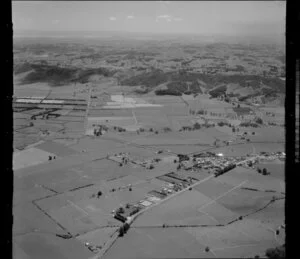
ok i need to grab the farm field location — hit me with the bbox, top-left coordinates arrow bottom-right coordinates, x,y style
13,25 -> 286,259
13,86 -> 286,258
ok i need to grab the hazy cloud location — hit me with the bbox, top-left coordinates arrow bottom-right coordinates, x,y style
127,15 -> 135,19
156,1 -> 171,4
156,14 -> 173,22
52,19 -> 60,24
109,16 -> 117,21
174,17 -> 183,22
157,15 -> 171,19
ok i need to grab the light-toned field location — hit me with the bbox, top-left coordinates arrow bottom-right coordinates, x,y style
13,147 -> 56,170
256,161 -> 285,180
102,228 -> 216,259
76,227 -> 119,248
13,232 -> 93,259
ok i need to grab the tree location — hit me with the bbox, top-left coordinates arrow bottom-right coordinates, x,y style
119,226 -> 124,237
255,117 -> 263,125
265,245 -> 285,259
163,127 -> 172,132
262,168 -> 268,175
193,122 -> 201,130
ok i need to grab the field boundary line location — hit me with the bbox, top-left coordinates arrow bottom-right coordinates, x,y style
211,243 -> 261,252
67,200 -> 89,216
198,180 -> 248,212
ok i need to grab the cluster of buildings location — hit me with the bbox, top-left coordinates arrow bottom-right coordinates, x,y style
108,152 -> 163,169
106,149 -> 285,237
176,152 -> 242,173
258,151 -> 286,161
92,125 -> 108,136
111,171 -> 199,224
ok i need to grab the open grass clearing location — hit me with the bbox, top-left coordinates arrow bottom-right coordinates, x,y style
222,167 -> 285,192
50,206 -> 98,236
76,227 -> 119,247
102,227 -> 215,259
69,137 -> 122,154
13,147 -> 56,171
35,141 -> 77,156
187,226 -> 259,251
246,199 -> 285,230
133,190 -> 213,227
13,185 -> 54,207
194,178 -> 236,200
217,188 -> 279,215
212,243 -> 275,258
255,162 -> 285,180
13,202 -> 66,236
198,202 -> 238,225
14,233 -> 93,259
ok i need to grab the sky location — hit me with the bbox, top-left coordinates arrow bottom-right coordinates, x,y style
12,1 -> 286,35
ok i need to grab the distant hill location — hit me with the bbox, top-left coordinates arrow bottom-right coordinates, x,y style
120,70 -> 285,101
14,63 -> 116,86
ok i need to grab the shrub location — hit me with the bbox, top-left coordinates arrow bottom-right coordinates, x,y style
193,122 -> 201,130
209,85 -> 227,98
197,110 -> 205,115
155,89 -> 182,96
163,127 -> 172,132
255,117 -> 263,124
265,245 -> 285,259
262,168 -> 268,175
